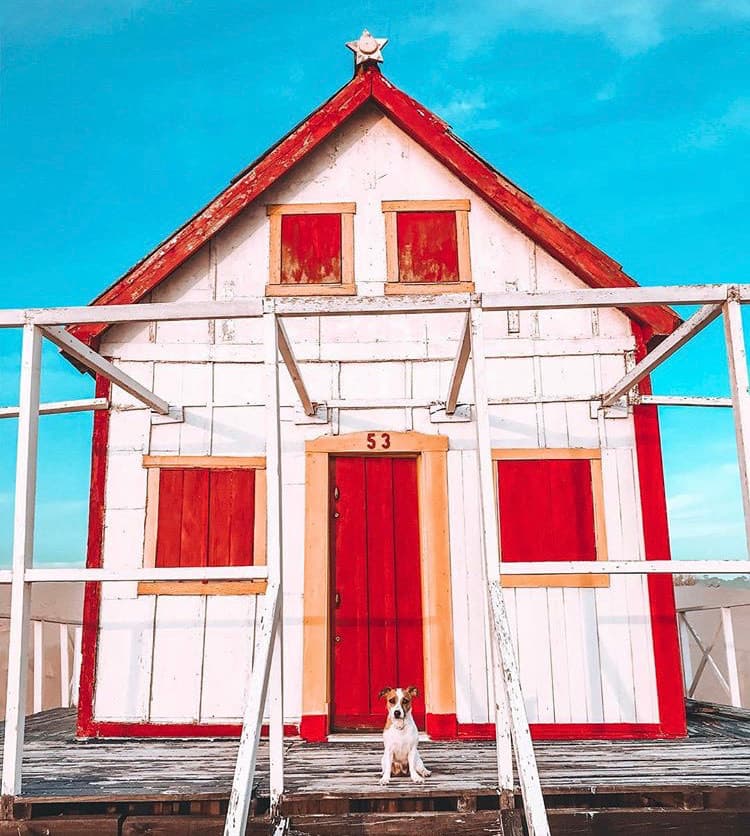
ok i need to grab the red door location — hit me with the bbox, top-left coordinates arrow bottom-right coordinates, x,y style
330,456 -> 425,731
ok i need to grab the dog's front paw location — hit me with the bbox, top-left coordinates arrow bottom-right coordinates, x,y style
411,774 -> 426,784
379,775 -> 391,786
421,768 -> 432,778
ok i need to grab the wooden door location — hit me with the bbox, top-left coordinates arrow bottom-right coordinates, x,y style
330,456 -> 425,730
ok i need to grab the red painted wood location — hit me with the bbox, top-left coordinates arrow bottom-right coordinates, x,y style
497,459 -> 596,562
391,457 -> 425,725
425,713 -> 457,739
396,211 -> 459,283
281,214 -> 342,285
299,714 -> 329,742
81,720 -> 299,739
331,456 -> 424,731
456,722 -> 675,740
227,469 -> 255,567
631,322 -> 687,738
207,470 -> 232,568
331,456 -> 369,727
365,458 -> 399,717
155,470 -> 185,568
70,63 -> 678,347
179,470 -> 209,567
76,374 -> 111,738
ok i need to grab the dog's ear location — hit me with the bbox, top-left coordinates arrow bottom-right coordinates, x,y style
406,686 -> 419,698
378,687 -> 395,699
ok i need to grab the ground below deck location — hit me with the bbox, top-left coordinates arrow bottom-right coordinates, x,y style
1,704 -> 749,834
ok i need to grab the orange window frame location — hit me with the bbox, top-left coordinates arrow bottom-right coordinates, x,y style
493,448 -> 610,588
266,202 -> 356,297
139,455 -> 267,596
382,199 -> 473,294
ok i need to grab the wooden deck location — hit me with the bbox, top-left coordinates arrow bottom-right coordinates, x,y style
2,703 -> 750,833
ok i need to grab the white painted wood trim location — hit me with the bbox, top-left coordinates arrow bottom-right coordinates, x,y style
601,304 -> 723,407
721,607 -> 742,708
639,394 -> 733,408
41,326 -> 169,415
497,560 -> 750,575
23,566 -> 268,582
0,397 -> 108,419
264,309 -> 285,811
1,323 -> 41,797
723,297 -> 750,555
33,621 -> 43,714
59,623 -> 71,708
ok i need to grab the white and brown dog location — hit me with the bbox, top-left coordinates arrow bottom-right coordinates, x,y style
378,686 -> 431,785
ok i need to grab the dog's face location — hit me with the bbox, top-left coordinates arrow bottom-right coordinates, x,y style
378,686 -> 418,729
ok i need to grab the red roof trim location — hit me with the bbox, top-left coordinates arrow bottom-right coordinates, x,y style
71,64 -> 679,342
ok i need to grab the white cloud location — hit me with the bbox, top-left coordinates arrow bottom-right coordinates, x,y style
412,0 -> 750,57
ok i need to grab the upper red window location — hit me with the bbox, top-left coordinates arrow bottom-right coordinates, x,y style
281,213 -> 342,285
382,200 -> 472,293
396,211 -> 459,283
266,203 -> 356,297
496,458 -> 597,564
155,468 -> 255,568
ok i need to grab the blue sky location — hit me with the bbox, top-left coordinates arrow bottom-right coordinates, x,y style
1,1 -> 749,565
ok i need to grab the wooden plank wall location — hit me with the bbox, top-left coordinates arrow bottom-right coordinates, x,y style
93,107 -> 659,729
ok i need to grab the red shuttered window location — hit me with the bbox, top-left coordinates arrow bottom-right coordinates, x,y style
266,203 -> 356,296
382,199 -> 473,293
155,468 -> 255,568
495,450 -> 609,588
140,457 -> 266,596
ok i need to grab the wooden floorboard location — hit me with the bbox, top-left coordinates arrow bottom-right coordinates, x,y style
2,706 -> 750,805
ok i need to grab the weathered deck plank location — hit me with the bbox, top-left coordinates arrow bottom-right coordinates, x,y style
2,706 -> 750,805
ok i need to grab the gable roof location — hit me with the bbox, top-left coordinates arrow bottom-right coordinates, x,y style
71,64 -> 680,344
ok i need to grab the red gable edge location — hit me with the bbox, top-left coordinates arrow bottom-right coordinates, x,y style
70,64 -> 680,344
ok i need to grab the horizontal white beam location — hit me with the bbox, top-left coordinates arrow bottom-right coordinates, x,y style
22,566 -> 268,583
677,603 -> 750,614
0,299 -> 265,328
640,394 -> 733,408
272,293 -> 477,317
500,560 -> 750,575
483,284 -> 745,311
0,397 -> 108,420
601,303 -> 723,408
41,326 -> 170,415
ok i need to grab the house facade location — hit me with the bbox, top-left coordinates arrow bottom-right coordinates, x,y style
74,54 -> 686,742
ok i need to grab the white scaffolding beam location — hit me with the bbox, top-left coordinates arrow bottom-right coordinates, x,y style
446,311 -> 471,415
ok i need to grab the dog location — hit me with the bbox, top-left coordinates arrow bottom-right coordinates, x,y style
378,686 -> 431,785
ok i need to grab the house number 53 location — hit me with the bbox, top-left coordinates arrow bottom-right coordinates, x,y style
366,432 -> 391,450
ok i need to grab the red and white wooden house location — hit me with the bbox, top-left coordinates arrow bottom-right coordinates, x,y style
73,38 -> 685,745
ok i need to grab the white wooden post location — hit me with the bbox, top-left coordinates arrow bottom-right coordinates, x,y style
470,307 -> 550,836
72,626 -> 83,707
1,323 -> 42,798
265,307 -> 285,813
468,307 -> 513,791
33,621 -> 43,714
721,607 -> 742,708
724,295 -> 750,555
59,623 -> 71,708
677,613 -> 694,695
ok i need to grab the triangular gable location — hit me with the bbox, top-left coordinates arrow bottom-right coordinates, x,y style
71,64 -> 680,344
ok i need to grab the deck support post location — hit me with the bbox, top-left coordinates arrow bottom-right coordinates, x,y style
265,307 -> 286,814
469,307 -> 550,836
1,323 -> 42,799
723,294 -> 750,555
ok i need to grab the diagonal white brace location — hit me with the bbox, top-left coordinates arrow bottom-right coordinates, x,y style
276,317 -> 316,416
446,311 -> 471,415
40,326 -> 170,415
224,584 -> 281,836
601,303 -> 723,408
